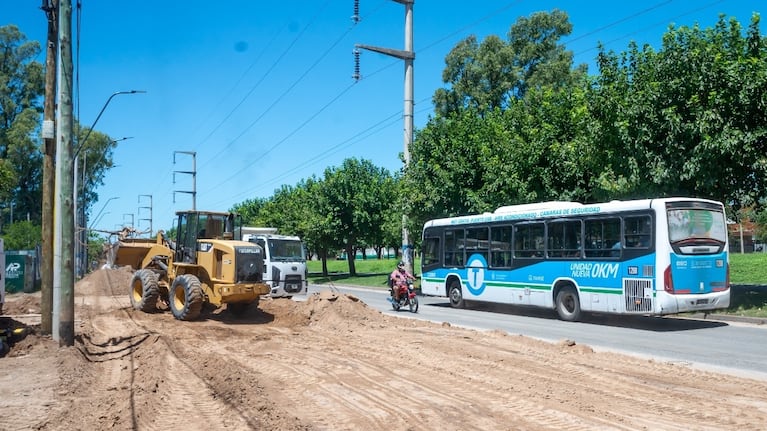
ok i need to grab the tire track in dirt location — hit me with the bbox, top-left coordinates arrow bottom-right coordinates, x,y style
69,269 -> 268,430
16,270 -> 767,430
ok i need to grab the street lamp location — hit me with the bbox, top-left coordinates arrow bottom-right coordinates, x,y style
72,90 -> 144,278
89,196 -> 118,230
74,90 -> 146,157
89,211 -> 110,230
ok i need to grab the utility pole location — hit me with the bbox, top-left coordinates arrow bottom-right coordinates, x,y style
138,194 -> 153,237
353,0 -> 415,273
40,0 -> 58,335
55,0 -> 75,346
173,151 -> 197,210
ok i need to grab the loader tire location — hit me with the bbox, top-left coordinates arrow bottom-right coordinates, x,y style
130,270 -> 160,313
169,274 -> 204,321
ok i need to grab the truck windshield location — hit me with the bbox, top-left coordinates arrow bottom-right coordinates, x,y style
667,208 -> 727,244
269,239 -> 306,261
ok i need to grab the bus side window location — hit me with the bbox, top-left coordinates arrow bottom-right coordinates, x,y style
490,226 -> 512,268
514,223 -> 544,259
624,215 -> 652,248
466,227 -> 489,261
444,229 -> 465,267
585,217 -> 621,258
422,235 -> 441,269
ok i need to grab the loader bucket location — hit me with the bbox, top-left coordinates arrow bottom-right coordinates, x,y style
113,239 -> 160,270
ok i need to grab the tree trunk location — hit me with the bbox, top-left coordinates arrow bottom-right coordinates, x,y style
345,243 -> 356,276
320,249 -> 328,276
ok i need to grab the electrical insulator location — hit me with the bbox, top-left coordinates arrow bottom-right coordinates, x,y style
352,49 -> 361,81
351,0 -> 360,24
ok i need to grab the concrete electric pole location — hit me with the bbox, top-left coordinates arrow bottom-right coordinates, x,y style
54,0 -> 75,346
353,0 -> 415,274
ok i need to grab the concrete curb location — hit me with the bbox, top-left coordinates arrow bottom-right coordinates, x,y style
687,313 -> 766,325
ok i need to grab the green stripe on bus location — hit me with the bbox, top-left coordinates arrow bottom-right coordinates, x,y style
426,277 -> 623,296
580,287 -> 622,295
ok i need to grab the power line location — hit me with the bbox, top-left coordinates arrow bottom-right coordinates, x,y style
574,0 -> 727,56
200,80 -> 360,197
208,99 -> 434,208
566,0 -> 673,44
199,20 -> 356,168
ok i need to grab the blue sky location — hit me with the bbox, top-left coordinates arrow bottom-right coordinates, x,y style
5,0 -> 763,237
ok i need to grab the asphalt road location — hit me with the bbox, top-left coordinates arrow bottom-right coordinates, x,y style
307,283 -> 767,380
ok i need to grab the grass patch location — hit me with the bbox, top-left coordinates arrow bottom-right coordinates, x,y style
729,253 -> 767,285
307,257 -> 413,289
308,254 -> 767,316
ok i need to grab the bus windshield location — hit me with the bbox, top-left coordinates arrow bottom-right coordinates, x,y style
667,208 -> 727,243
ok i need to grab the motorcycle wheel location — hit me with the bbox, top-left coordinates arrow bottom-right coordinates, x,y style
391,298 -> 401,311
409,296 -> 419,313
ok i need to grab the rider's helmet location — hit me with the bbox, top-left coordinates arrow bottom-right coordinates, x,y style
397,261 -> 405,270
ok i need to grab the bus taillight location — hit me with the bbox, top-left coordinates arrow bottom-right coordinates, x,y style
664,265 -> 674,293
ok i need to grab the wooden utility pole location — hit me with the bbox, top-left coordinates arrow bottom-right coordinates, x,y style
40,0 -> 58,335
56,0 -> 75,346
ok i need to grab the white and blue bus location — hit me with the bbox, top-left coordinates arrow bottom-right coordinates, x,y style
420,198 -> 730,321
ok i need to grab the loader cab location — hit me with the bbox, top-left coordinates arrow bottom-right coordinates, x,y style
174,211 -> 240,263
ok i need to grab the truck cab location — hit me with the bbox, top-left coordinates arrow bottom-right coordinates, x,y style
242,227 -> 308,298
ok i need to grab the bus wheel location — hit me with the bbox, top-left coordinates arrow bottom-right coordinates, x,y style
555,286 -> 581,322
448,281 -> 465,309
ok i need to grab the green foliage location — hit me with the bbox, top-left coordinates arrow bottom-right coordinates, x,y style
433,9 -> 583,116
230,197 -> 267,224
1,220 -> 41,250
0,158 -> 16,202
320,158 -> 393,276
0,25 -> 44,224
86,231 -> 107,271
590,14 -> 767,209
78,128 -> 122,216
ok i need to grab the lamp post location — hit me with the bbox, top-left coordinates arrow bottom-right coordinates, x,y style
89,196 -> 118,230
73,91 -> 144,278
90,211 -> 109,230
74,90 -> 146,158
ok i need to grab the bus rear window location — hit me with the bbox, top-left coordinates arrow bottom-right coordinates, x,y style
667,208 -> 726,243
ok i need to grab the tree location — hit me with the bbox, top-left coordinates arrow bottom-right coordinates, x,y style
0,25 -> 44,224
319,158 -> 393,276
433,9 -> 584,116
2,220 -> 41,250
230,197 -> 268,225
589,14 -> 767,210
77,128 -> 124,217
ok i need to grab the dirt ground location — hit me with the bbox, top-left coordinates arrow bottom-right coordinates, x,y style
1,268 -> 767,430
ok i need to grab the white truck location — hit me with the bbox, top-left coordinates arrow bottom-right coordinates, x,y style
241,227 -> 308,298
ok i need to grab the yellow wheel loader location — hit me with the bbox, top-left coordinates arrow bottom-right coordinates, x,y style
114,210 -> 270,320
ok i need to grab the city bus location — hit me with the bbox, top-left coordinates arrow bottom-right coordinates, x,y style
420,198 -> 730,321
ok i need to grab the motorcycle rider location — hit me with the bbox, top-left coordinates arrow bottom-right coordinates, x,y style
389,261 -> 415,302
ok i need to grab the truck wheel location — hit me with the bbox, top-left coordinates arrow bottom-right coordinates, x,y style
169,274 -> 204,321
130,270 -> 160,313
448,280 -> 465,309
555,286 -> 581,322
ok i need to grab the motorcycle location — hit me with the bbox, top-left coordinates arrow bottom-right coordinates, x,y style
388,278 -> 419,313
